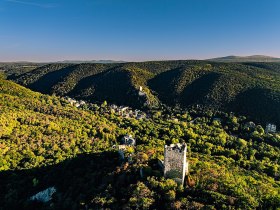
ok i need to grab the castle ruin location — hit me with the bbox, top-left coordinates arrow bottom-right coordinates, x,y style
164,143 -> 188,185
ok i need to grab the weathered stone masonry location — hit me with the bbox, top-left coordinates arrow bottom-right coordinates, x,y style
164,143 -> 188,185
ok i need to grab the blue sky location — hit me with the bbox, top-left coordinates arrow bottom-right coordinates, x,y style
1,0 -> 280,62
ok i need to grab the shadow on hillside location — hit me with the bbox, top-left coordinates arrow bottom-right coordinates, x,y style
227,88 -> 280,127
27,65 -> 78,94
68,66 -> 120,97
180,72 -> 221,106
0,151 -> 128,210
148,67 -> 185,105
69,67 -> 143,108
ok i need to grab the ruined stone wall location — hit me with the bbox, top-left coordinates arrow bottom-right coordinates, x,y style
164,143 -> 187,185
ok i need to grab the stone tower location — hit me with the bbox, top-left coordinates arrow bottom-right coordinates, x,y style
164,143 -> 188,185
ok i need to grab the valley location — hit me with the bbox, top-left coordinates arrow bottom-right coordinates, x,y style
9,60 -> 280,127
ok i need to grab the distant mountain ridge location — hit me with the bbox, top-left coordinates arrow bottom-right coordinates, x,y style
10,60 -> 280,126
56,60 -> 127,64
208,55 -> 280,62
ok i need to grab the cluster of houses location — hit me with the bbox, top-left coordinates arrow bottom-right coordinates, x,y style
65,96 -> 86,108
108,104 -> 147,120
244,121 -> 277,134
64,96 -> 147,120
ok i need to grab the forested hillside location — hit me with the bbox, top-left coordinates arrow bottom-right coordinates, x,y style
208,55 -> 280,63
0,77 -> 280,209
0,62 -> 42,76
11,61 -> 280,126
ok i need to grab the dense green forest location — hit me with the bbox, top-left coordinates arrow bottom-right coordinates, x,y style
10,60 -> 280,127
0,62 -> 42,76
0,76 -> 280,209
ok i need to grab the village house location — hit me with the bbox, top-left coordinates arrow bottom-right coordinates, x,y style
265,123 -> 277,133
121,134 -> 136,146
136,113 -> 146,120
113,134 -> 136,162
244,121 -> 256,129
65,97 -> 86,108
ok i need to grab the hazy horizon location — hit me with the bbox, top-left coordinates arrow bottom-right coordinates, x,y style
1,54 -> 280,63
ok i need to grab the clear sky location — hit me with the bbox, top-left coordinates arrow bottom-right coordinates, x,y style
1,0 -> 280,62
